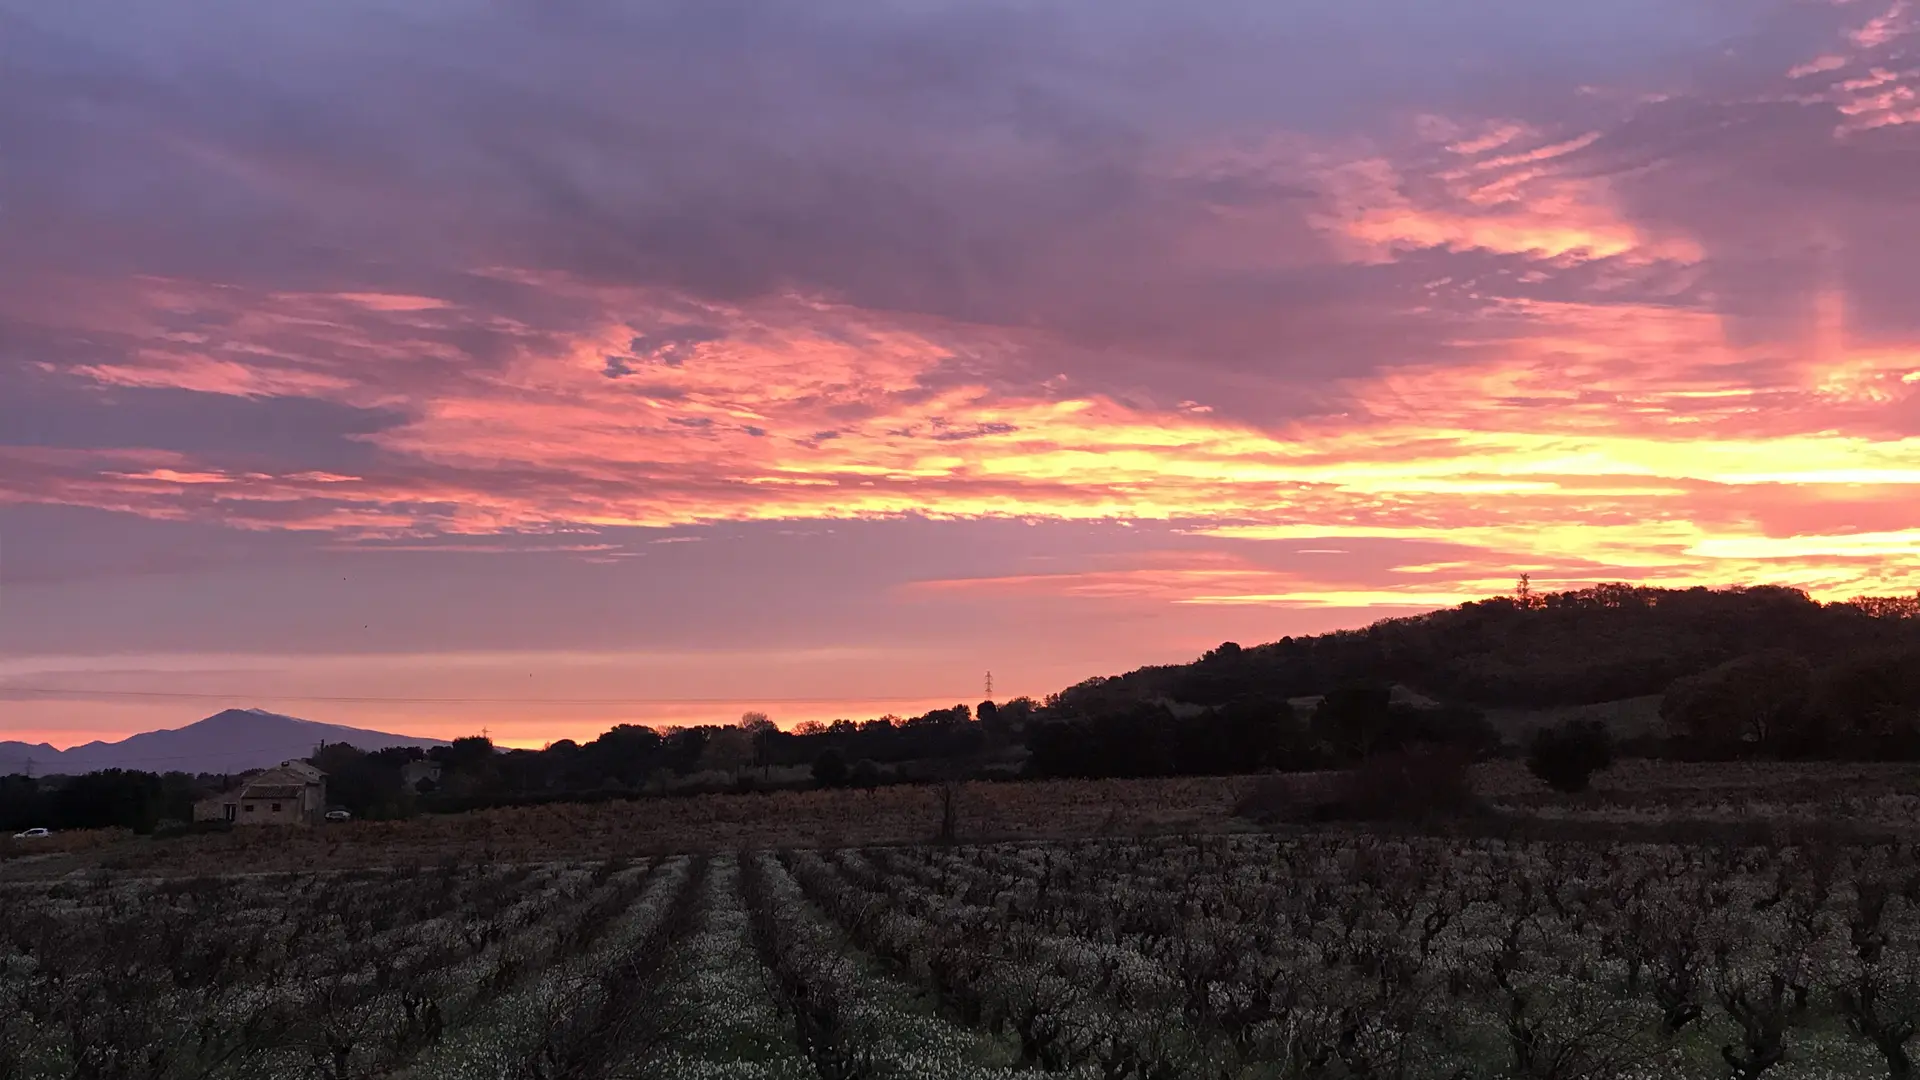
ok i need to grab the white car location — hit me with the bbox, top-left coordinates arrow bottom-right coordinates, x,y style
11,828 -> 49,840
323,810 -> 352,823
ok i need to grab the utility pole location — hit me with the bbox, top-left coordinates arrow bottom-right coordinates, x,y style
984,671 -> 993,698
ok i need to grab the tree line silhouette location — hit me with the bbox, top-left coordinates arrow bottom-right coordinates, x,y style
5,583 -> 1919,833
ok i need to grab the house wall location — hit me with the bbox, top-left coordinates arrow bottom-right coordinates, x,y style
195,771 -> 328,825
238,796 -> 309,825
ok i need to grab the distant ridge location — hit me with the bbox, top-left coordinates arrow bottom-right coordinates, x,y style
0,708 -> 447,776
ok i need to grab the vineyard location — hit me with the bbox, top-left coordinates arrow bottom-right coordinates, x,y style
6,834 -> 1920,1079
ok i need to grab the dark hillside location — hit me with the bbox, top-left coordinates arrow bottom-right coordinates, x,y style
1050,584 -> 1920,712
15,584 -> 1920,833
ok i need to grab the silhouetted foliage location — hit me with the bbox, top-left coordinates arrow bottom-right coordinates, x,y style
312,743 -> 422,819
1327,746 -> 1479,821
848,758 -> 883,789
1025,695 -> 1321,779
0,768 -> 201,833
1811,646 -> 1920,760
17,585 -> 1920,822
1662,650 -> 1817,759
1526,720 -> 1615,792
1044,585 -> 1920,715
811,748 -> 849,788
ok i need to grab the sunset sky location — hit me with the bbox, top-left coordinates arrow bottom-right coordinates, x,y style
5,0 -> 1920,750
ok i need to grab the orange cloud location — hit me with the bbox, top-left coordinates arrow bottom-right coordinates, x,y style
1312,130 -> 1702,266
10,263 -> 1920,608
12,20 -> 1920,620
908,555 -> 1497,611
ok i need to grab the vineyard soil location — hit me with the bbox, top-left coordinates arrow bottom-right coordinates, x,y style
7,830 -> 1920,1079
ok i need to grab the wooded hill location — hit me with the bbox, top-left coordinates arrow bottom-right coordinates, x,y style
10,584 -> 1919,835
1048,583 -> 1920,713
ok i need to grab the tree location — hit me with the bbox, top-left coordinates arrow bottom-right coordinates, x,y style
811,748 -> 849,788
310,744 -> 387,818
740,712 -> 778,779
429,735 -> 499,797
849,758 -> 882,788
1527,720 -> 1615,793
1311,683 -> 1396,761
581,725 -> 663,787
45,769 -> 169,832
1843,593 -> 1920,620
996,697 -> 1038,728
1203,641 -> 1243,662
1515,573 -> 1536,608
0,775 -> 45,832
435,735 -> 496,772
935,776 -> 962,844
1811,647 -> 1920,759
699,726 -> 754,780
1661,650 -> 1815,758
977,699 -> 1016,743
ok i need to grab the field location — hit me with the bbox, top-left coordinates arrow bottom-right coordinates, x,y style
0,776 -> 1257,880
8,763 -> 1920,1079
7,832 -> 1920,1079
10,762 -> 1920,881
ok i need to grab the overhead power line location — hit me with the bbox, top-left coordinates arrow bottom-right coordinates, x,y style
1,687 -> 973,706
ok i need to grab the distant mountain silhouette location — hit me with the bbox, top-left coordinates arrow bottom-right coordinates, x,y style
0,708 -> 447,776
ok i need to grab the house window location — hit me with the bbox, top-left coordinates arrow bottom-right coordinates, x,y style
245,804 -> 255,813
271,802 -> 282,812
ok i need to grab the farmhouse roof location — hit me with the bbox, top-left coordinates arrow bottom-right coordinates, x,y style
241,784 -> 306,800
248,764 -> 324,785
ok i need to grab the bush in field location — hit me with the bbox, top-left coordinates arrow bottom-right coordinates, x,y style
812,749 -> 849,788
848,759 -> 883,789
1527,719 -> 1615,793
1231,772 -> 1343,824
1331,744 -> 1478,821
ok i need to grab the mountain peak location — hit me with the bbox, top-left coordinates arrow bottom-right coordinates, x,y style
197,707 -> 304,727
2,710 -> 447,777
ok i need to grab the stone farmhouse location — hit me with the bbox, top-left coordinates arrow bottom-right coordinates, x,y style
194,760 -> 328,826
401,758 -> 442,790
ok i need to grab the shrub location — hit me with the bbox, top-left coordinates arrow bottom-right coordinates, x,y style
1526,720 -> 1615,793
811,749 -> 849,788
848,759 -> 883,789
1329,745 -> 1479,821
1230,772 -> 1344,824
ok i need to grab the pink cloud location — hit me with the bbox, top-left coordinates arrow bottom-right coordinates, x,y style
6,0 -> 1920,628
